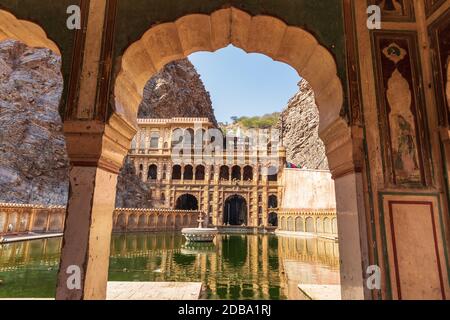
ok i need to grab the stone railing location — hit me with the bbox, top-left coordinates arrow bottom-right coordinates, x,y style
0,203 -> 201,235
113,208 -> 200,232
277,208 -> 338,236
0,203 -> 66,235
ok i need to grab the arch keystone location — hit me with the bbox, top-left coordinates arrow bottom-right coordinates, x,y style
176,14 -> 213,55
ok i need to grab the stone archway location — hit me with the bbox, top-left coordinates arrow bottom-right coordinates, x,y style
111,7 -> 367,301
46,5 -> 367,300
114,8 -> 343,133
268,212 -> 278,227
224,195 -> 248,226
175,194 -> 199,210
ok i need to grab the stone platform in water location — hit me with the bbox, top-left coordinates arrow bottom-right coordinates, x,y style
298,284 -> 341,300
106,282 -> 203,300
0,232 -> 63,244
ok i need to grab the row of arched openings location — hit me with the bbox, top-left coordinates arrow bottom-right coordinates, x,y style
279,216 -> 338,234
140,163 -> 278,182
171,128 -> 277,152
115,213 -> 193,230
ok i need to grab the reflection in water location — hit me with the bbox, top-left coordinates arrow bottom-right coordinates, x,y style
0,233 -> 340,299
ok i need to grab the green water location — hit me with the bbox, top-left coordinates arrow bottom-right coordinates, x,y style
0,233 -> 340,299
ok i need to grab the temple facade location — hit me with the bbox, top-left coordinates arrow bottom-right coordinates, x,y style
128,118 -> 285,227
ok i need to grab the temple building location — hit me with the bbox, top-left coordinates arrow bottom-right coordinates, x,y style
128,117 -> 285,228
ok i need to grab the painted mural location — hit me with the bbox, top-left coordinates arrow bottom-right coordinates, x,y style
373,33 -> 427,186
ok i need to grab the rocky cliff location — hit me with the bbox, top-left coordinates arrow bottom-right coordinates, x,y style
138,59 -> 217,126
115,158 -> 153,208
276,79 -> 329,170
0,45 -> 217,208
0,40 -> 69,205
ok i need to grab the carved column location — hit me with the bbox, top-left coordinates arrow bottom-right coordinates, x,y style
320,118 -> 369,300
56,115 -> 135,300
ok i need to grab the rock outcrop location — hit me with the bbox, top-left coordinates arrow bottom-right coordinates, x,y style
138,59 -> 217,126
0,46 -> 217,208
276,79 -> 329,170
0,40 -> 69,205
115,158 -> 152,208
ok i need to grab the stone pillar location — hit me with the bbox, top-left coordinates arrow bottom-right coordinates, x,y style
320,119 -> 369,300
56,115 -> 135,300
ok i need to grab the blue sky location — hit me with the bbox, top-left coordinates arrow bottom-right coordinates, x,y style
189,45 -> 300,124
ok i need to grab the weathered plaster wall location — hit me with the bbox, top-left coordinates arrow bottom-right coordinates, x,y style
281,168 -> 336,210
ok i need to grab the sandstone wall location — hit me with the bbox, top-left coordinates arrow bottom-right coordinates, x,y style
281,168 -> 336,210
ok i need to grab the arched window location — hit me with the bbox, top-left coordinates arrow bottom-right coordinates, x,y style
195,165 -> 205,180
220,166 -> 230,181
148,164 -> 157,180
243,166 -> 253,181
316,218 -> 324,233
172,165 -> 182,180
150,132 -> 159,149
268,166 -> 278,182
295,217 -> 304,232
184,128 -> 195,148
332,218 -> 338,234
171,128 -> 183,148
324,218 -> 332,234
268,195 -> 278,208
280,217 -> 286,231
176,194 -> 199,210
184,165 -> 193,180
231,166 -> 241,180
287,217 -> 294,231
268,212 -> 278,226
161,193 -> 165,201
306,217 -> 315,233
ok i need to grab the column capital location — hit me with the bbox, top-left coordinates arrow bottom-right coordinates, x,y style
64,113 -> 137,174
320,118 -> 364,179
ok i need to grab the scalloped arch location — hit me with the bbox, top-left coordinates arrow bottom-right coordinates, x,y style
0,9 -> 60,55
115,7 -> 344,132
